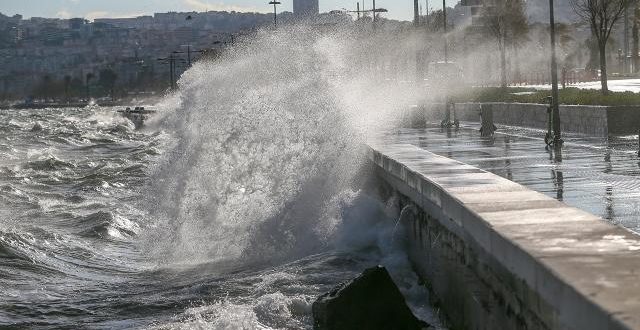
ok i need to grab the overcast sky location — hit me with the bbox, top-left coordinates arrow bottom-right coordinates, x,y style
2,0 -> 461,22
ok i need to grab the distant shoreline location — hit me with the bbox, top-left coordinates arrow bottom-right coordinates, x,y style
1,99 -> 160,110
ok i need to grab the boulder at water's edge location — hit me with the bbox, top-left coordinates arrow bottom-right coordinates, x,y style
312,266 -> 430,330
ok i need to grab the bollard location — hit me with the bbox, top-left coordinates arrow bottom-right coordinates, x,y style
479,105 -> 497,137
544,96 -> 554,146
440,99 -> 458,129
441,100 -> 451,128
452,103 -> 459,128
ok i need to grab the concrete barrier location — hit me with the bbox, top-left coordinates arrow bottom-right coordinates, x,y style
423,102 -> 640,136
369,142 -> 640,330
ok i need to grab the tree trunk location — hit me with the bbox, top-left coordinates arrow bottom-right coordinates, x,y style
500,37 -> 507,89
587,37 -> 599,76
599,42 -> 609,95
513,44 -> 521,84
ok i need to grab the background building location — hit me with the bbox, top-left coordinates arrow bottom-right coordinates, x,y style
0,11 -> 271,101
293,0 -> 319,18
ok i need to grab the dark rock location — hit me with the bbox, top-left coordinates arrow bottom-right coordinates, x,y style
30,123 -> 42,132
312,266 -> 430,330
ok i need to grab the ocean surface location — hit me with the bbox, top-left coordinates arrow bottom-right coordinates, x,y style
0,106 -> 441,329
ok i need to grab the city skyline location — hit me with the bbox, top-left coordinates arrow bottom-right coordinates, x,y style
2,0 -> 461,22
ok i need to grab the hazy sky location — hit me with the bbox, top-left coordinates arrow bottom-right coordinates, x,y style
1,0 -> 461,22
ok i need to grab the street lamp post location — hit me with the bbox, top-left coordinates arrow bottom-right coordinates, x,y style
269,1 -> 281,28
443,0 -> 448,63
341,7 -> 388,23
619,49 -> 625,73
549,0 -> 562,145
185,45 -> 192,67
85,73 -> 94,101
175,45 -> 205,67
169,54 -> 175,90
373,0 -> 376,24
439,0 -> 454,128
426,0 -> 430,26
1,76 -> 8,102
625,6 -> 630,74
157,54 -> 185,90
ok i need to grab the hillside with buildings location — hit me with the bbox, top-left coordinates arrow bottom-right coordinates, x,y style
0,11 -> 272,101
0,0 -> 600,103
525,0 -> 577,23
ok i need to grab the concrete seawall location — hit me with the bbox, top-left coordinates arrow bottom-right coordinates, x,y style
369,142 -> 640,330
423,102 -> 640,136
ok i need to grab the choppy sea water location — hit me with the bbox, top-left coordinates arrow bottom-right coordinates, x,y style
0,106 -> 443,329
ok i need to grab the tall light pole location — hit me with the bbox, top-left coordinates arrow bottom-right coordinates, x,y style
86,73 -> 94,101
269,1 -> 281,28
443,0 -> 448,62
342,7 -> 387,21
182,45 -> 192,67
371,1 -> 388,30
175,45 -> 205,67
625,6 -> 630,74
158,54 -> 185,90
549,0 -> 561,144
373,0 -> 376,24
423,0 -> 430,26
1,76 -> 9,102
414,0 -> 421,82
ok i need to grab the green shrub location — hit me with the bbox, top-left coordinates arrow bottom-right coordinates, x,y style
452,87 -> 640,106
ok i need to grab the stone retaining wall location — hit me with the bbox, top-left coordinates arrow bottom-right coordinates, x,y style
422,102 -> 640,136
369,142 -> 640,330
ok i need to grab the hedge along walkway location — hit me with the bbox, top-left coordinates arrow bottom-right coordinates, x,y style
453,86 -> 640,106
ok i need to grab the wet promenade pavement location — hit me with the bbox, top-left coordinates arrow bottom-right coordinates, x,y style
379,124 -> 640,233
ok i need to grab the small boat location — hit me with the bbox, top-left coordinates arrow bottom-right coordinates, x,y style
117,107 -> 156,129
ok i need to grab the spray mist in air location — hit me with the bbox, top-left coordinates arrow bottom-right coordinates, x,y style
141,23 -> 431,268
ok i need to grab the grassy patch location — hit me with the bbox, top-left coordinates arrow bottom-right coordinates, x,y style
452,87 -> 640,106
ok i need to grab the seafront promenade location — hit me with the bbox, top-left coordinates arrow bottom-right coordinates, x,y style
368,125 -> 640,329
380,124 -> 640,233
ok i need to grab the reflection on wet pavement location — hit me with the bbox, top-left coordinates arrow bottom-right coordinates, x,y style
381,124 -> 640,233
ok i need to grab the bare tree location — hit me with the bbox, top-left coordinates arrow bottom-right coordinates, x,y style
571,0 -> 635,94
482,0 -> 528,88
